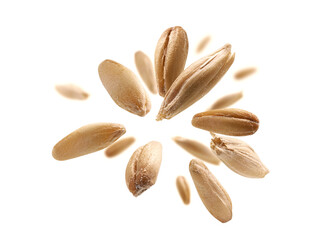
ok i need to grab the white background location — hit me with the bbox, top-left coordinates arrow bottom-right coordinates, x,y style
1,0 -> 330,239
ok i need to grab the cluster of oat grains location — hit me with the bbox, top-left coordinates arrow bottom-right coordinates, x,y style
52,26 -> 266,223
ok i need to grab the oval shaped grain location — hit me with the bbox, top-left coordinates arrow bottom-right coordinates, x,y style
176,176 -> 190,205
211,135 -> 269,178
189,159 -> 232,223
172,136 -> 221,165
105,136 -> 135,157
55,84 -> 89,100
125,141 -> 162,197
196,35 -> 211,54
234,67 -> 257,80
192,108 -> 259,136
154,26 -> 189,97
52,123 -> 126,161
134,51 -> 157,94
98,60 -> 151,117
157,44 -> 235,121
208,91 -> 243,110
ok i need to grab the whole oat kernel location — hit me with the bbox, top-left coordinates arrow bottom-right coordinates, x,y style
192,108 -> 259,136
189,159 -> 232,223
52,123 -> 126,161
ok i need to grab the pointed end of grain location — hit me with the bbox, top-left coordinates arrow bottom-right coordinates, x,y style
220,215 -> 232,223
230,52 -> 236,61
82,92 -> 89,100
158,90 -> 165,97
156,112 -> 164,121
223,43 -> 232,52
172,136 -> 185,145
261,167 -> 270,178
136,100 -> 151,117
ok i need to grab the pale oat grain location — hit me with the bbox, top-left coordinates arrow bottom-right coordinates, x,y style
189,159 -> 232,223
154,26 -> 188,97
208,91 -> 243,110
134,51 -> 157,94
234,67 -> 257,80
52,123 -> 126,160
173,136 -> 221,165
105,136 -> 135,157
196,35 -> 211,54
55,84 -> 89,100
125,141 -> 162,197
98,60 -> 151,117
210,134 -> 269,178
176,176 -> 190,205
192,108 -> 259,136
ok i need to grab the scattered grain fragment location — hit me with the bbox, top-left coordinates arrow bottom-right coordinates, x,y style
172,136 -> 221,165
134,51 -> 157,94
208,91 -> 243,110
55,84 -> 89,100
196,35 -> 211,54
105,136 -> 135,157
234,67 -> 257,80
176,176 -> 191,205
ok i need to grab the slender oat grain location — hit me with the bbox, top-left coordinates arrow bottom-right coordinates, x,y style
234,67 -> 257,80
210,134 -> 269,178
208,91 -> 243,110
55,84 -> 89,100
154,26 -> 189,97
196,35 -> 211,54
105,136 -> 135,157
125,141 -> 162,197
173,136 -> 221,165
157,44 -> 235,121
189,159 -> 232,223
134,51 -> 157,94
192,108 -> 259,136
176,176 -> 190,205
98,60 -> 151,117
52,123 -> 126,161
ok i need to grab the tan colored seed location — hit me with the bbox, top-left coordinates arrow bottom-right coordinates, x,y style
156,44 -> 235,121
210,134 -> 269,178
192,108 -> 259,136
189,159 -> 232,223
176,176 -> 190,205
125,141 -> 162,197
55,84 -> 89,100
105,136 -> 135,157
52,123 -> 126,161
134,51 -> 157,94
172,136 -> 221,165
208,91 -> 243,110
196,35 -> 211,54
98,60 -> 151,117
234,67 -> 257,80
154,26 -> 189,97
